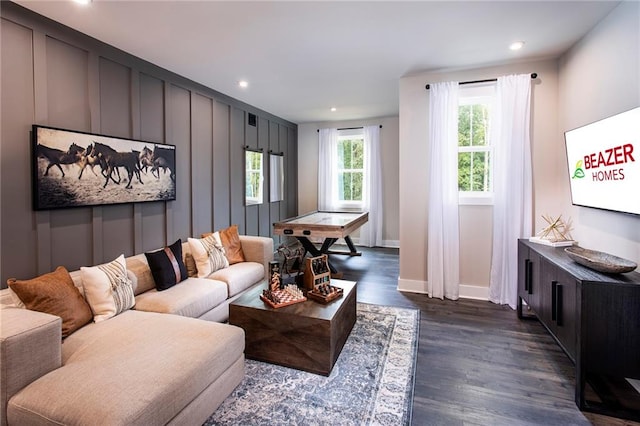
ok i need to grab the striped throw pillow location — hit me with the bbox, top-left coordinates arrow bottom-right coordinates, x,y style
188,234 -> 229,278
81,254 -> 135,322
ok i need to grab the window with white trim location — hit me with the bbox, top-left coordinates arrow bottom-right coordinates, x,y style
458,84 -> 495,205
245,150 -> 263,205
336,129 -> 364,209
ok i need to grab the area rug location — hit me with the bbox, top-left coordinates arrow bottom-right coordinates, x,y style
204,303 -> 419,426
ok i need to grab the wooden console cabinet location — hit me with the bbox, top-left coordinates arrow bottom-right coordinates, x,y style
517,239 -> 640,421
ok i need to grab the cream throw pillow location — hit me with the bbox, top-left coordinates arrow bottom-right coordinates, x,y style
188,233 -> 229,278
81,254 -> 135,322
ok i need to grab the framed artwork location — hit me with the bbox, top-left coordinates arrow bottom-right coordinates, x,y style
32,125 -> 176,210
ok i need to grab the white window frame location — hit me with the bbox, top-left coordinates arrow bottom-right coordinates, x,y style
245,151 -> 263,205
458,84 -> 496,205
335,129 -> 365,210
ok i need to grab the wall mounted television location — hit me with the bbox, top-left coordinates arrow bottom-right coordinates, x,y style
32,125 -> 176,210
564,106 -> 639,216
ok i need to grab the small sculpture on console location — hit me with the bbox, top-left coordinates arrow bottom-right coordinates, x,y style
529,214 -> 576,247
538,214 -> 574,242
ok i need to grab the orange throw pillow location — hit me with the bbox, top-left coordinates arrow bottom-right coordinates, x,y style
8,266 -> 93,338
219,225 -> 246,265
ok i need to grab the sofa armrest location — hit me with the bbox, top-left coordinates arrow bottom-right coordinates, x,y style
239,235 -> 274,280
0,307 -> 62,426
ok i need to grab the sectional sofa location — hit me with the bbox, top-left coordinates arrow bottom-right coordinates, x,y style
0,232 -> 274,426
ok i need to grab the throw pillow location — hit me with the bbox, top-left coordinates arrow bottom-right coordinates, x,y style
200,231 -> 221,244
219,225 -> 246,265
184,252 -> 198,278
188,234 -> 229,278
144,239 -> 188,291
81,254 -> 135,322
7,266 -> 93,338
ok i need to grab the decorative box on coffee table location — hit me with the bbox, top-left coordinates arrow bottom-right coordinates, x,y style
229,279 -> 357,376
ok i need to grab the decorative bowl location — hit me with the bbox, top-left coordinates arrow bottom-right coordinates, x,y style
564,246 -> 637,274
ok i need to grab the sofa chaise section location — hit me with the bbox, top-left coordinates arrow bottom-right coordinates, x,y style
0,308 -> 62,426
6,310 -> 245,426
0,231 -> 273,425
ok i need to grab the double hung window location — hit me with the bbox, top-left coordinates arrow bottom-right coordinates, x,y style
458,84 -> 495,204
245,150 -> 263,205
336,129 -> 365,209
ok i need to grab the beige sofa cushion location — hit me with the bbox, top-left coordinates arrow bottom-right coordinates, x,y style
1,308 -> 62,426
8,310 -> 244,426
125,254 -> 156,295
134,277 -> 228,318
210,261 -> 264,297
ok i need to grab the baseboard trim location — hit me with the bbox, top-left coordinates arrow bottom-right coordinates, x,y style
397,279 -> 489,301
397,278 -> 427,294
459,284 -> 489,301
382,240 -> 400,248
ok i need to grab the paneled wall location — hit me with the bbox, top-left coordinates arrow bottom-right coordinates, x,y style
0,4 -> 297,285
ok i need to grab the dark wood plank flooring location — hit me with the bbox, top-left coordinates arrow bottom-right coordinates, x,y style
330,246 -> 639,426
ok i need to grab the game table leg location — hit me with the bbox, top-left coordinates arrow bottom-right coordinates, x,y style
295,236 -> 339,275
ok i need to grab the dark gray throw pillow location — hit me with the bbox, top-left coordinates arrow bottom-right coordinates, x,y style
144,239 -> 188,291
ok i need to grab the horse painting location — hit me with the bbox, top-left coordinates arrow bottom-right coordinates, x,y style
32,125 -> 176,210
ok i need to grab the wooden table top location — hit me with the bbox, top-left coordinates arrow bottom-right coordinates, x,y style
273,211 -> 368,238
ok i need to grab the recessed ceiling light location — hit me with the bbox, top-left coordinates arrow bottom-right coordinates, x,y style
73,0 -> 91,5
509,41 -> 525,51
238,80 -> 249,88
330,107 -> 337,112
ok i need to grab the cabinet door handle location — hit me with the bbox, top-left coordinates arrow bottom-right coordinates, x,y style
556,283 -> 563,326
526,260 -> 533,295
551,280 -> 558,321
524,259 -> 530,292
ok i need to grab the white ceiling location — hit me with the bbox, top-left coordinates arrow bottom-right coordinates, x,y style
14,0 -> 619,124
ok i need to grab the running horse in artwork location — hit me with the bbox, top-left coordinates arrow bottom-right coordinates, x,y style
151,145 -> 176,182
136,145 -> 175,181
90,141 -> 143,189
36,143 -> 84,177
75,143 -> 106,180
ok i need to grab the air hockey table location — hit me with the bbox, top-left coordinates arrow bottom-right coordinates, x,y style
273,211 -> 369,275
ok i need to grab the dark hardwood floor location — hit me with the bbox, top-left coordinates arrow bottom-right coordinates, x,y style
329,246 -> 639,426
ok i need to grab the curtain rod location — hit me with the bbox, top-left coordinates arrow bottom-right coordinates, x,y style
317,125 -> 382,133
425,73 -> 537,90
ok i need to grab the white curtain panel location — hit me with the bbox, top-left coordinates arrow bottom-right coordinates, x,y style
318,128 -> 339,211
489,74 -> 533,309
360,125 -> 383,247
427,82 -> 460,300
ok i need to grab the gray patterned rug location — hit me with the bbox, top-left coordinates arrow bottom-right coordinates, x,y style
204,303 -> 419,426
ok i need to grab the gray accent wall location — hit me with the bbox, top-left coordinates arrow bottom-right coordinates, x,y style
0,3 -> 298,285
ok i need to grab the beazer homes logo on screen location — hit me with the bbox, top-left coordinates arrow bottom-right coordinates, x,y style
572,143 -> 635,181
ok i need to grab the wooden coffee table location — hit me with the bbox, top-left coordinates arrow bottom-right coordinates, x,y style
229,279 -> 357,376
